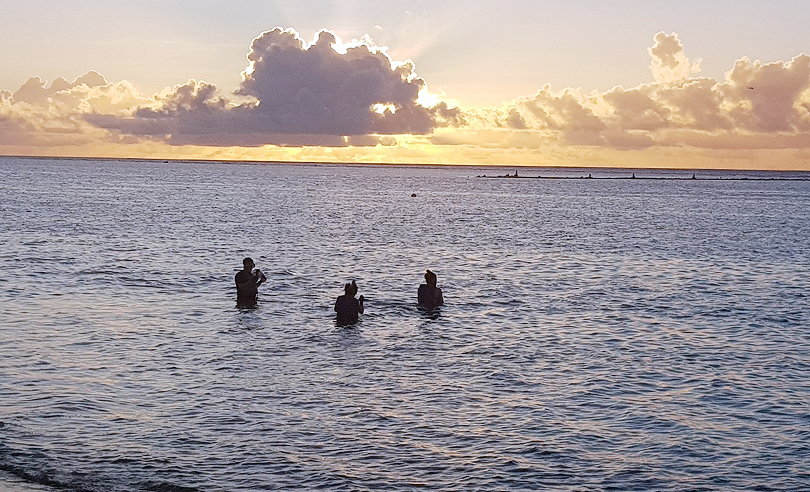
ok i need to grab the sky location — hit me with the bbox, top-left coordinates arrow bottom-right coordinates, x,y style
2,0 -> 810,170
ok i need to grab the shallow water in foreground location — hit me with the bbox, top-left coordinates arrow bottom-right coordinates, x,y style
1,158 -> 809,491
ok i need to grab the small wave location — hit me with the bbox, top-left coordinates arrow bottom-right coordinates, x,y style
139,482 -> 201,492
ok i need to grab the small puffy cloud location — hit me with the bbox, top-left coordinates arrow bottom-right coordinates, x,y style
649,32 -> 701,83
12,71 -> 108,105
12,77 -> 65,105
93,28 -> 462,147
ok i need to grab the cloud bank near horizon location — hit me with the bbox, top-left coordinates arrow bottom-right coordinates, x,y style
456,32 -> 810,151
2,29 -> 810,155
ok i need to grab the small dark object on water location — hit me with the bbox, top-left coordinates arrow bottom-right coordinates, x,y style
411,193 -> 417,197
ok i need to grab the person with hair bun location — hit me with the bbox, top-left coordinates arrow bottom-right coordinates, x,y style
335,279 -> 364,325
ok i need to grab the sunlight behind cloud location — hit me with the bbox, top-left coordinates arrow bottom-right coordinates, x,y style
1,27 -> 809,170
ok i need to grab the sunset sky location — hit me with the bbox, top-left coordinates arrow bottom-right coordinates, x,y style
2,0 -> 810,170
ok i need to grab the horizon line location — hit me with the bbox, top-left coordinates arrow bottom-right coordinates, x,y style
3,154 -> 810,175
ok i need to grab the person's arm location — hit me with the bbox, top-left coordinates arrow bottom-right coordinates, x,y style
358,296 -> 364,314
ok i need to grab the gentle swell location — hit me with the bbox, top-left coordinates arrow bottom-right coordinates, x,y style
1,158 -> 809,491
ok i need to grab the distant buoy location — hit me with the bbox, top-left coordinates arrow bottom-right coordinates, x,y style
411,193 -> 417,197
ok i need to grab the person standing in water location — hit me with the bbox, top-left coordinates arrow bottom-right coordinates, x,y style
418,269 -> 444,310
335,279 -> 364,325
235,257 -> 266,307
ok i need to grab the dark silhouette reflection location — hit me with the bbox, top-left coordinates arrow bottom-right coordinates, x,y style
335,279 -> 364,326
419,307 -> 441,320
235,257 -> 266,308
418,269 -> 444,312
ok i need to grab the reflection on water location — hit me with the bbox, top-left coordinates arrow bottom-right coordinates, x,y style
1,157 -> 809,491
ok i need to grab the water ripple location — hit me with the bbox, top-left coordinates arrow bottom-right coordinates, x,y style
1,159 -> 809,491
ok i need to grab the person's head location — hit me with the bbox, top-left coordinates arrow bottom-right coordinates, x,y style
243,257 -> 255,270
425,269 -> 437,287
344,282 -> 354,296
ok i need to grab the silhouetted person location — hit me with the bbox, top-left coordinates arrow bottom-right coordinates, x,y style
418,269 -> 444,311
335,280 -> 364,325
235,257 -> 266,307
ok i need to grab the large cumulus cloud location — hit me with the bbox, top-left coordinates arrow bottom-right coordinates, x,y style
89,28 -> 461,146
474,32 -> 810,150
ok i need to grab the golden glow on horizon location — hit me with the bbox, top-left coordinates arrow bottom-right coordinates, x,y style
2,27 -> 810,171
4,136 -> 809,172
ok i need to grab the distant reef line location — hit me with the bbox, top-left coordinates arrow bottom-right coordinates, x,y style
477,172 -> 810,181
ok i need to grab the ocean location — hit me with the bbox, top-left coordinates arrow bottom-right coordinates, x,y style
1,157 -> 808,491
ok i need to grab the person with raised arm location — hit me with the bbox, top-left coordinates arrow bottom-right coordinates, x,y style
235,257 -> 266,307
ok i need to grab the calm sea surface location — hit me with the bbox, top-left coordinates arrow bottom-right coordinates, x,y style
1,157 -> 809,491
